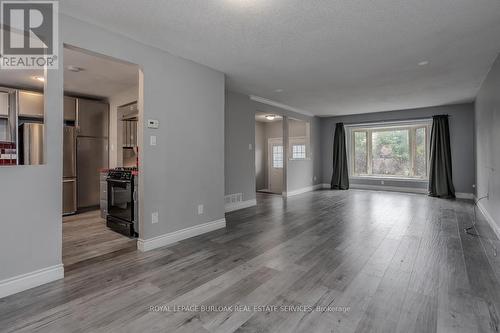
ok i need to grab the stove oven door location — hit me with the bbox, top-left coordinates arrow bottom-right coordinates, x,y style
107,179 -> 133,222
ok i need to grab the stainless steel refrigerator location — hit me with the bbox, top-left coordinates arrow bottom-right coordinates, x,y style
18,123 -> 44,165
63,126 -> 77,215
76,98 -> 109,209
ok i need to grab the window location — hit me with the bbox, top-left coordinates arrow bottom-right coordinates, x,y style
350,122 -> 431,179
288,118 -> 310,160
272,145 -> 283,168
292,144 -> 306,159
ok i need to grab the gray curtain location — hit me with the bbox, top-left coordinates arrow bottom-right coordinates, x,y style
428,115 -> 455,198
331,122 -> 349,190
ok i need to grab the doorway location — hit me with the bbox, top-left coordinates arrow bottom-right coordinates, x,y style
255,112 -> 283,195
268,137 -> 284,194
62,45 -> 141,268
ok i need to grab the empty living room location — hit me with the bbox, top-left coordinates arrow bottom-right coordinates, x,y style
1,1 -> 500,332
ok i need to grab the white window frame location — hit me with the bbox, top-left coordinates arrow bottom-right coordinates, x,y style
292,144 -> 306,159
346,120 -> 432,181
289,136 -> 309,160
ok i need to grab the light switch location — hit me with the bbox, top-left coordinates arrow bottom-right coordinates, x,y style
150,135 -> 157,146
198,204 -> 204,215
151,211 -> 159,224
249,144 -> 253,150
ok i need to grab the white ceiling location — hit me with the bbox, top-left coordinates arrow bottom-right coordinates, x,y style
0,47 -> 138,99
0,69 -> 44,92
61,1 -> 500,116
63,47 -> 138,98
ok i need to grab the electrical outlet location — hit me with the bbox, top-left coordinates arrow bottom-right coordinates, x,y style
151,211 -> 159,224
150,135 -> 157,146
198,204 -> 204,215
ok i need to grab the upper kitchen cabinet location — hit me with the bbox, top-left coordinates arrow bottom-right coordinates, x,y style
18,91 -> 44,118
64,96 -> 77,122
77,98 -> 109,138
0,91 -> 9,118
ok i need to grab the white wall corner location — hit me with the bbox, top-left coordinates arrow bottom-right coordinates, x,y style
137,218 -> 226,252
225,199 -> 257,213
0,264 -> 64,299
476,201 -> 500,241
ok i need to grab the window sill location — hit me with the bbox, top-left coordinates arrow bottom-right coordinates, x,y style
289,158 -> 311,161
350,175 -> 428,183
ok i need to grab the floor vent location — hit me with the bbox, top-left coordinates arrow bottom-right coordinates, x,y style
225,193 -> 243,205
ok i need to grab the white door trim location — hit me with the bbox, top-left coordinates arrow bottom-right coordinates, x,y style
267,137 -> 283,194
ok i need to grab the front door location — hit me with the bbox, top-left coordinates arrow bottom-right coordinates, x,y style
268,138 -> 283,194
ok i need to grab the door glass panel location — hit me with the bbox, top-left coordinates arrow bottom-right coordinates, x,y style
272,145 -> 283,168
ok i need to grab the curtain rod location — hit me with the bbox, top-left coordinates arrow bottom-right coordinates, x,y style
342,114 -> 449,127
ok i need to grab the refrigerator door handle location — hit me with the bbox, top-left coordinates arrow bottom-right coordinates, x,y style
75,98 -> 80,132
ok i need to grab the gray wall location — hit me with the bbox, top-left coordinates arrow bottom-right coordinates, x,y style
0,14 -> 225,282
320,103 -> 475,194
0,55 -> 63,281
225,91 -> 257,202
475,54 -> 500,229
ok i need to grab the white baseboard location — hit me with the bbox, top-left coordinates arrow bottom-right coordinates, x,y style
456,192 -> 475,200
321,183 -> 331,189
323,183 -> 474,199
349,183 -> 428,194
225,199 -> 257,212
0,264 -> 64,299
137,218 -> 226,252
476,201 -> 500,240
285,184 -> 324,197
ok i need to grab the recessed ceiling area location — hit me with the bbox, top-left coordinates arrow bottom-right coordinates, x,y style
63,47 -> 138,99
60,0 -> 500,116
0,47 -> 138,99
0,68 -> 44,92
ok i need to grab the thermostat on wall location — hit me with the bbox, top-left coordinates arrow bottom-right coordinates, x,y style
147,119 -> 160,129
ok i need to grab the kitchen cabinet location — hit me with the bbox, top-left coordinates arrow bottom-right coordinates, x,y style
18,91 -> 44,118
64,96 -> 77,121
77,98 -> 109,138
0,92 -> 9,117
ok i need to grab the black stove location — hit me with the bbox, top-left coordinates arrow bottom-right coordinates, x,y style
106,168 -> 137,237
107,168 -> 134,181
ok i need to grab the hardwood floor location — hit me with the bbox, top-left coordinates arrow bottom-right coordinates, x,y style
1,190 -> 499,332
62,210 -> 137,269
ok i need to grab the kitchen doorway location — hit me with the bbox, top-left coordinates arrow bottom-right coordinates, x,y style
62,45 -> 142,268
